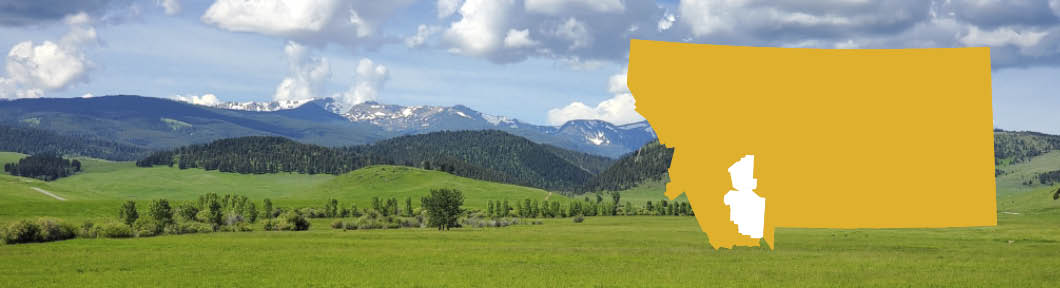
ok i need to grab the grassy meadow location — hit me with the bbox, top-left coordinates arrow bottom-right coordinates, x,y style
0,152 -> 1058,286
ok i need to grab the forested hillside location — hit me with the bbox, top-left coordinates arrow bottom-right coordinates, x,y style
578,140 -> 673,192
0,124 -> 147,161
137,130 -> 615,192
994,130 -> 1060,165
136,136 -> 386,174
353,130 -> 605,191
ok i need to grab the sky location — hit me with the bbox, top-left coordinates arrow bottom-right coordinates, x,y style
0,0 -> 1058,131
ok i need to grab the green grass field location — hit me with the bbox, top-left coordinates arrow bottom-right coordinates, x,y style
1,152 -> 1058,286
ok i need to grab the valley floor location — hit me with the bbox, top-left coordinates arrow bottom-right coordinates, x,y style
0,215 -> 1057,287
1,152 -> 1058,286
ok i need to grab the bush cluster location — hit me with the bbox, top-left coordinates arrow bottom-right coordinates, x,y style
263,212 -> 310,231
460,212 -> 521,228
330,209 -> 426,231
1,218 -> 77,244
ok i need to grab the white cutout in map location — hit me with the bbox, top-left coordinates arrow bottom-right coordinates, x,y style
723,155 -> 765,239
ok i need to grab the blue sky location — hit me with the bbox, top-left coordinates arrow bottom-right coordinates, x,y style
0,0 -> 1058,132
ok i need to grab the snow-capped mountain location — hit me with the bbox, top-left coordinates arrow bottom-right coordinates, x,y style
341,101 -> 656,157
342,101 -> 533,132
200,97 -> 655,157
207,98 -> 345,114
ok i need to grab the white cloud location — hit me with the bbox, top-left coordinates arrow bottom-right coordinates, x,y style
438,0 -> 662,64
172,93 -> 222,106
405,24 -> 441,48
657,12 -> 675,31
273,41 -> 331,102
607,70 -> 628,94
438,0 -> 463,19
202,0 -> 339,35
547,93 -> 643,125
555,18 -> 591,50
0,12 -> 96,99
201,0 -> 415,48
547,69 -> 643,125
335,58 -> 389,106
960,26 -> 1048,48
525,0 -> 625,15
443,0 -> 515,57
504,29 -> 539,48
157,0 -> 182,15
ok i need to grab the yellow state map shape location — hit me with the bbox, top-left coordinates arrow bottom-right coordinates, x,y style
627,40 -> 996,250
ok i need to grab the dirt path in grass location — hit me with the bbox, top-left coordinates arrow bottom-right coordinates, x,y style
30,187 -> 66,201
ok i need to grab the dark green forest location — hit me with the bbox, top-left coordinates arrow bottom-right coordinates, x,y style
133,131 -> 662,192
578,140 -> 673,193
351,130 -> 605,191
994,130 -> 1060,164
0,124 -> 147,161
137,136 -> 386,175
4,153 -> 81,181
136,131 -> 622,192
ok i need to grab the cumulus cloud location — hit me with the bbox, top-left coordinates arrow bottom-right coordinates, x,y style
156,0 -> 181,15
438,0 -> 463,19
335,58 -> 389,106
0,12 -> 97,99
667,0 -> 1060,68
548,69 -> 643,125
524,0 -> 625,15
436,0 -> 666,64
273,41 -> 331,102
201,0 -> 416,49
172,93 -> 222,106
657,12 -> 675,31
405,24 -> 441,48
504,28 -> 539,48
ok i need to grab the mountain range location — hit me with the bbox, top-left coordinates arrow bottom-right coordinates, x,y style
0,95 -> 655,158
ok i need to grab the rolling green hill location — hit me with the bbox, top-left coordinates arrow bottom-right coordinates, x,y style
311,165 -> 564,209
0,152 -> 566,222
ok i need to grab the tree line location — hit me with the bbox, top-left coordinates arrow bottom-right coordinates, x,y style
4,153 -> 81,181
136,131 -> 619,192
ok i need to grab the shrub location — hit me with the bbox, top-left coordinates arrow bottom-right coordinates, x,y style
169,222 -> 214,234
3,220 -> 41,244
36,218 -> 76,242
343,221 -> 358,230
195,210 -> 212,223
573,215 -> 585,223
218,223 -> 253,232
284,212 -> 311,231
133,218 -> 164,237
99,222 -> 134,238
355,217 -> 383,230
330,219 -> 344,229
79,221 -> 98,238
265,212 -> 310,231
